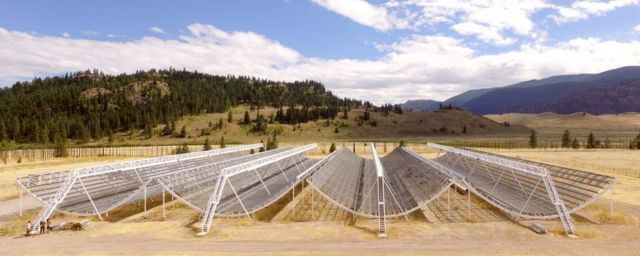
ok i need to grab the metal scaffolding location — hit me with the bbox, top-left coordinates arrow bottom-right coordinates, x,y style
16,141 -> 616,238
18,144 -> 262,233
195,144 -> 319,236
306,145 -> 453,221
428,143 -> 616,236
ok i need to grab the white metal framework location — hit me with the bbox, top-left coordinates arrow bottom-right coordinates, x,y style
370,143 -> 387,237
197,144 -> 318,236
16,141 -> 616,238
427,143 -> 616,236
19,144 -> 262,233
306,146 -> 453,221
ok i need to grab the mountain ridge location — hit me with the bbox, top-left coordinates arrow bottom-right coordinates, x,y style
402,66 -> 640,115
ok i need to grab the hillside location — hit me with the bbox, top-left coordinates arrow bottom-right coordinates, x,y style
401,99 -> 441,112
99,105 -> 529,146
404,66 -> 640,115
0,69 -> 361,147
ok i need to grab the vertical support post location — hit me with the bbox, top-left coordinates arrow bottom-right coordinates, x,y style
292,185 -> 296,221
467,191 -> 471,218
162,188 -> 166,219
447,188 -> 451,217
19,187 -> 23,217
608,190 -> 613,218
143,185 -> 147,217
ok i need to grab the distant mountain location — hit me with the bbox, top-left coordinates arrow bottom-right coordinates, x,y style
401,99 -> 441,112
405,66 -> 640,115
442,88 -> 493,106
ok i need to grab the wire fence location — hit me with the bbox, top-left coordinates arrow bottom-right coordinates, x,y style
0,145 -> 216,164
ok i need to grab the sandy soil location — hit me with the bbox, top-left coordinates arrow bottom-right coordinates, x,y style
0,219 -> 638,255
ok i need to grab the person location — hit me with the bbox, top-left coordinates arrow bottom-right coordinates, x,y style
25,221 -> 32,237
46,219 -> 51,234
39,220 -> 45,235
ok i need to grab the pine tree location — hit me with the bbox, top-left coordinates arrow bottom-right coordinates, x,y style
529,130 -> 538,148
561,130 -> 571,148
363,111 -> 370,121
217,118 -> 224,130
203,138 -> 212,151
53,134 -> 68,157
587,132 -> 596,149
462,126 -> 467,134
329,143 -> 336,153
219,136 -> 226,148
342,108 -> 349,119
399,139 -> 405,147
266,133 -> 278,150
571,138 -> 580,149
227,112 -> 233,123
179,125 -> 187,138
0,119 -> 6,141
243,111 -> 251,125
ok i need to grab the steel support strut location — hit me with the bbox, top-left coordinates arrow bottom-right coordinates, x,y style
370,143 -> 387,238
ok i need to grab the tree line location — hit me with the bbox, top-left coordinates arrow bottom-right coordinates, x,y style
0,69 -> 362,148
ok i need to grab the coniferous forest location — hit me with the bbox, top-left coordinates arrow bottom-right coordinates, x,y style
0,69 -> 363,146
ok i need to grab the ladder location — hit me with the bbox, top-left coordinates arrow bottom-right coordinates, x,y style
543,176 -> 576,236
31,171 -> 79,233
197,174 -> 227,236
377,176 -> 387,237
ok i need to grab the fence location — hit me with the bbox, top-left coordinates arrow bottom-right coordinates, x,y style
443,139 -> 634,150
0,145 -> 216,164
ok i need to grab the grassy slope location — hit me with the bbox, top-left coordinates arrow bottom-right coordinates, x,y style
94,106 -> 529,146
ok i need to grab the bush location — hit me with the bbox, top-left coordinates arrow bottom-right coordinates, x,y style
175,143 -> 190,154
329,143 -> 336,153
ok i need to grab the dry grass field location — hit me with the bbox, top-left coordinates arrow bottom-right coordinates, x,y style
486,112 -> 640,139
0,149 -> 638,255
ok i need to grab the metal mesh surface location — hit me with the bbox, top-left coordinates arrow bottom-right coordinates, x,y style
433,149 -> 616,218
16,145 -> 257,215
307,147 -> 452,218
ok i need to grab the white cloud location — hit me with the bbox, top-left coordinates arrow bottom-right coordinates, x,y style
551,0 -> 640,23
2,24 -> 640,104
313,0 -> 638,46
451,22 -> 516,46
635,24 -> 640,33
62,32 -> 70,38
311,0 -> 409,31
149,26 -> 166,34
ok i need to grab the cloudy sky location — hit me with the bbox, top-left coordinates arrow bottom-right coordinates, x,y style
1,0 -> 640,104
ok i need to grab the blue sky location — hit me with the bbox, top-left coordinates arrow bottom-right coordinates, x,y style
1,0 -> 640,103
